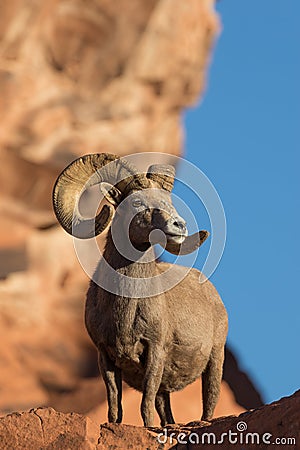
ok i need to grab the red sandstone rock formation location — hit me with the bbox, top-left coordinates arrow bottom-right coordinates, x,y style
0,391 -> 298,449
0,0 -> 226,417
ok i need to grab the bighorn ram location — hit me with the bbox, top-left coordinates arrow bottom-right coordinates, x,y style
53,153 -> 228,427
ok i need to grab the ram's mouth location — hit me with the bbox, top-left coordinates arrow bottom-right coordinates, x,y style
165,233 -> 186,244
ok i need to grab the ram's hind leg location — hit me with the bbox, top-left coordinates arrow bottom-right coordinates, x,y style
98,347 -> 123,423
155,392 -> 175,426
201,345 -> 224,421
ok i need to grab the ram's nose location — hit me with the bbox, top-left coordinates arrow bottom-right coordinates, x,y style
164,216 -> 187,237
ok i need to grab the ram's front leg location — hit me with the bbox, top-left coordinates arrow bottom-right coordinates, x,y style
141,345 -> 164,427
98,347 -> 123,423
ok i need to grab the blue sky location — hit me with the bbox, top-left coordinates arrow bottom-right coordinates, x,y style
171,1 -> 299,403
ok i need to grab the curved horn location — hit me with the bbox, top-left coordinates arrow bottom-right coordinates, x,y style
165,230 -> 209,255
147,164 -> 175,192
52,153 -> 140,238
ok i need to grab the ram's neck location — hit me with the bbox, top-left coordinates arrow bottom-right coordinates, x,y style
102,229 -> 157,278
95,228 -> 159,302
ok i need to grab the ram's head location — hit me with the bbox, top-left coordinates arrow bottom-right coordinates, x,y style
52,153 -> 209,255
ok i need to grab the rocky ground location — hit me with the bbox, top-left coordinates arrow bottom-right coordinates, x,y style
0,390 -> 299,449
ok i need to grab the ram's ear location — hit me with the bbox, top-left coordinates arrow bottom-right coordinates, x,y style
165,230 -> 209,255
100,182 -> 122,206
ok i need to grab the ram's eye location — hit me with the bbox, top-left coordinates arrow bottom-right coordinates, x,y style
132,199 -> 142,208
